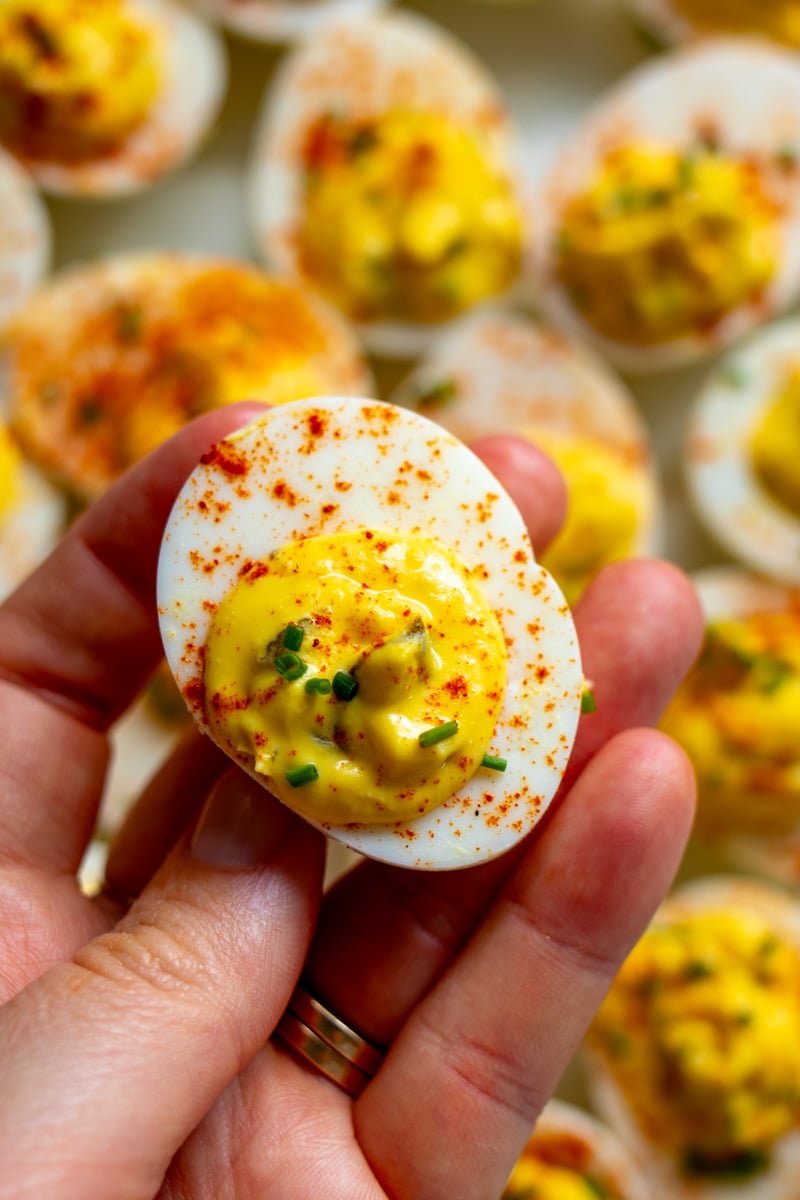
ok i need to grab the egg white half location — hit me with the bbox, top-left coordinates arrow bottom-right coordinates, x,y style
248,11 -> 528,359
191,0 -> 390,46
157,396 -> 583,870
390,308 -> 662,560
11,0 -> 227,198
531,39 -> 800,373
585,875 -> 800,1200
686,319 -> 800,586
0,149 -> 49,332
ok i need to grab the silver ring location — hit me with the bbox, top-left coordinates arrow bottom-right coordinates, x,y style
273,983 -> 385,1097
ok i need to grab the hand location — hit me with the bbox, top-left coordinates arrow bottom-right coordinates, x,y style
0,405 -> 702,1200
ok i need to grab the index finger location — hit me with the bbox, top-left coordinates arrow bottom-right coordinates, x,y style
0,402 -> 266,729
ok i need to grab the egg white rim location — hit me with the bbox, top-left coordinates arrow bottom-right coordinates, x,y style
0,453 -> 65,601
9,0 -> 227,199
585,874 -> 800,1200
390,308 -> 662,558
157,396 -> 583,870
0,149 -> 50,332
686,318 -> 800,585
192,0 -> 390,46
627,0 -> 707,46
523,1098 -> 653,1200
532,39 -> 800,374
247,11 -> 529,359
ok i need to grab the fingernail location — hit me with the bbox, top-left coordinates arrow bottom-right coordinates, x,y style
191,767 -> 291,868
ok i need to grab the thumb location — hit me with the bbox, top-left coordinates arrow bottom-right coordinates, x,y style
0,768 -> 324,1200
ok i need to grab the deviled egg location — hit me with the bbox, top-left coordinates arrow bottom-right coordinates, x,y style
686,317 -> 800,585
531,40 -> 800,372
0,415 -> 64,599
660,566 -> 800,857
2,253 -> 373,502
189,0 -> 389,46
248,12 -> 528,358
503,1099 -> 652,1200
586,876 -> 800,1198
0,0 -> 226,197
630,0 -> 800,50
391,310 -> 661,604
157,397 -> 584,870
0,147 -> 49,331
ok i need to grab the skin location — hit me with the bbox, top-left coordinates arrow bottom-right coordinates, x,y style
0,405 -> 703,1200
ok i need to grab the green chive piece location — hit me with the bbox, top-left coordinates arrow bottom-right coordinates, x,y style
332,670 -> 359,701
581,687 -> 597,714
415,378 -> 456,409
276,651 -> 307,681
286,763 -> 319,788
481,753 -> 507,772
305,677 -> 332,695
283,623 -> 305,651
419,720 -> 459,748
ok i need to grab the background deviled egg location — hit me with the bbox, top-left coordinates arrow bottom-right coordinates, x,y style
660,566 -> 800,872
686,317 -> 800,586
391,309 -> 661,605
530,40 -> 800,373
1,252 -> 374,503
0,0 -> 226,198
0,415 -> 64,600
0,147 -> 49,332
585,875 -> 800,1199
503,1099 -> 653,1200
189,0 -> 389,47
628,0 -> 800,50
248,12 -> 528,359
157,396 -> 584,871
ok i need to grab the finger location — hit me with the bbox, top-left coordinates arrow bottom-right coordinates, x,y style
471,433 -> 567,555
0,403 -> 265,876
303,558 -> 703,1045
0,768 -> 324,1199
356,730 -> 696,1200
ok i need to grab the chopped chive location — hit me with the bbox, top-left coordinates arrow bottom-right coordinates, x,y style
419,720 -> 459,747
581,687 -> 597,714
286,763 -> 319,788
415,378 -> 456,409
481,753 -> 507,772
332,670 -> 359,701
282,623 -> 305,651
276,651 -> 307,681
305,676 -> 332,695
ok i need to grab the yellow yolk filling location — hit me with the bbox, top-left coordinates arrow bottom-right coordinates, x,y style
299,110 -> 523,323
203,529 -> 507,825
556,144 -> 778,345
673,0 -> 800,46
750,370 -> 800,518
591,909 -> 800,1175
0,0 -> 161,162
530,430 -> 647,605
660,610 -> 800,837
503,1155 -> 614,1199
0,424 -> 23,522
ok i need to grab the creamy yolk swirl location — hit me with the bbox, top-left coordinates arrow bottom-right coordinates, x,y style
203,529 -> 507,825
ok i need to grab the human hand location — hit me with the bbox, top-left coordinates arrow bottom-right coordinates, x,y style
0,405 -> 702,1200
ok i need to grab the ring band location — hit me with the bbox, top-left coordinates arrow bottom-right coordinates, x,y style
273,983 -> 385,1097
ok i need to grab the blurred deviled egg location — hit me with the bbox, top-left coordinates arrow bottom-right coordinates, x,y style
0,146 -> 49,331
0,0 -> 226,197
1,252 -> 373,502
157,397 -> 584,870
248,12 -> 528,358
391,310 -> 661,605
531,40 -> 800,373
630,0 -> 800,50
189,0 -> 389,46
660,566 -> 800,853
503,1099 -> 652,1200
0,414 -> 64,599
586,876 -> 800,1198
687,317 -> 800,585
